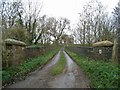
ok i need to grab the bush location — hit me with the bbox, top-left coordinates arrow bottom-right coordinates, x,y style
3,26 -> 32,44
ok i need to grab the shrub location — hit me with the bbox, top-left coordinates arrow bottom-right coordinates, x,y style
3,26 -> 32,44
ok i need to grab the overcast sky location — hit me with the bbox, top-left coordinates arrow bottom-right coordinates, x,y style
22,0 -> 119,28
41,0 -> 118,26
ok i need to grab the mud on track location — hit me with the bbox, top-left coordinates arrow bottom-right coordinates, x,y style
6,50 -> 90,88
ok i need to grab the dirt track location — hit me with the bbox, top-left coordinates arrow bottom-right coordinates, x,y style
6,50 -> 90,88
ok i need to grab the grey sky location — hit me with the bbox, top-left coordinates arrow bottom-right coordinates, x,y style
22,0 -> 118,28
41,0 -> 118,25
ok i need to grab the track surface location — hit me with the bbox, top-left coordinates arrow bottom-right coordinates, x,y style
7,50 -> 90,88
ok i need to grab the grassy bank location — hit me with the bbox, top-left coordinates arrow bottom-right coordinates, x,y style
51,51 -> 66,76
2,47 -> 60,87
65,50 -> 119,88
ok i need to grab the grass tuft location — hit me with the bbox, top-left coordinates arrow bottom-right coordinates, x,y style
51,51 -> 66,76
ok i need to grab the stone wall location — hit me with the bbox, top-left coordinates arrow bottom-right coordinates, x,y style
66,46 -> 113,61
2,39 -> 53,68
24,46 -> 46,59
93,47 -> 113,61
2,45 -> 52,68
6,45 -> 26,66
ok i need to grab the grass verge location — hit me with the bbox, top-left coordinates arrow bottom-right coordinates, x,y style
65,49 -> 119,88
51,51 -> 66,76
2,47 -> 60,87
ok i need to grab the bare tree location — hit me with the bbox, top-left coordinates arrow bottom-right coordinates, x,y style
46,17 -> 70,44
0,0 -> 24,29
33,15 -> 47,44
1,0 -> 27,43
23,0 -> 42,43
60,34 -> 74,45
74,0 -> 114,45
